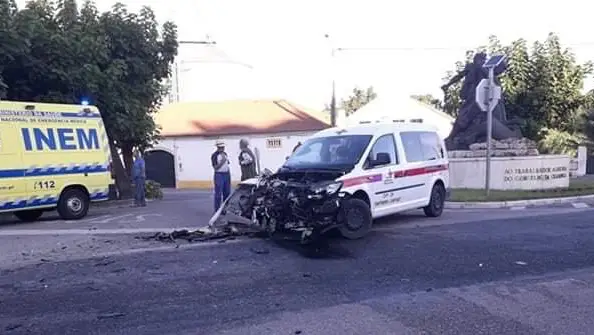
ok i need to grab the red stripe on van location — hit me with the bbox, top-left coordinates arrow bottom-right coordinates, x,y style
393,164 -> 448,178
342,174 -> 382,187
341,164 -> 447,188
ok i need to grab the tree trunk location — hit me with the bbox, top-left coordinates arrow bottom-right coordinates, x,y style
109,141 -> 132,199
121,143 -> 134,177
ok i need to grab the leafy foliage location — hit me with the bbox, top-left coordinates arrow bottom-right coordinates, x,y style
442,33 -> 593,144
537,128 -> 584,157
0,0 -> 178,196
145,180 -> 163,200
340,86 -> 377,116
411,94 -> 443,110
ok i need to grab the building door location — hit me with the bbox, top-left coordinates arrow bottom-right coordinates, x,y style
145,150 -> 176,188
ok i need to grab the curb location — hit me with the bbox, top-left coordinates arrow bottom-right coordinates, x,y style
445,194 -> 594,209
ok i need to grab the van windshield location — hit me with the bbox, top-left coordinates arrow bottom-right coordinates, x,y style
284,135 -> 373,170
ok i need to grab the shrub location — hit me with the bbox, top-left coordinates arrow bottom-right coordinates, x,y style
145,180 -> 163,200
537,127 -> 583,157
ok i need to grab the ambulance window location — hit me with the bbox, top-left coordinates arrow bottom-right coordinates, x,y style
365,134 -> 398,169
400,131 -> 424,163
419,131 -> 443,161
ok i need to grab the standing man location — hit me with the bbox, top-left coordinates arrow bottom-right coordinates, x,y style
211,140 -> 231,212
131,148 -> 147,207
238,138 -> 257,181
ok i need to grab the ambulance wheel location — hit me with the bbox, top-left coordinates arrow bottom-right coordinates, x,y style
58,188 -> 90,220
424,182 -> 445,217
339,198 -> 372,240
14,210 -> 43,222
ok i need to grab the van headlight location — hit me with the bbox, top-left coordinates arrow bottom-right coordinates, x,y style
312,181 -> 343,195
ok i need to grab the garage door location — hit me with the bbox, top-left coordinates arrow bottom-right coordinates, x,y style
145,150 -> 176,188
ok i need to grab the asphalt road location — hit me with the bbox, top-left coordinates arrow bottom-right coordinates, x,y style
2,196 -> 594,334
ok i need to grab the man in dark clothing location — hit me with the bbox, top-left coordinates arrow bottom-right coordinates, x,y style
211,140 -> 231,212
238,138 -> 257,181
131,149 -> 147,207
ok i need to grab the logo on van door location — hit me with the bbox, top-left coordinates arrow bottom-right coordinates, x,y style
383,171 -> 393,184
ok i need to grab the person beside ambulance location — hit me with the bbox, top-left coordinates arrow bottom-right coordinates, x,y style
211,140 -> 231,212
131,149 -> 147,207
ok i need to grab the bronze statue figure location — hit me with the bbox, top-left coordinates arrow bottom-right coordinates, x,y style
441,52 -> 522,150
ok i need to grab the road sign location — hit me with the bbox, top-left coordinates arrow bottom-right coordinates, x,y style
475,78 -> 501,112
483,54 -> 506,68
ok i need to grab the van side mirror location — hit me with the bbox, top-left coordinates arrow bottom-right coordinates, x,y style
370,152 -> 391,167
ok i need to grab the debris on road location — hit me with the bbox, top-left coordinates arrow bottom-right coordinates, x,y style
249,247 -> 270,255
139,224 -> 264,244
5,324 -> 23,331
97,312 -> 125,320
94,259 -> 116,267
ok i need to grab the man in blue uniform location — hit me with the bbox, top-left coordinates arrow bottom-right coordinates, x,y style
131,149 -> 147,207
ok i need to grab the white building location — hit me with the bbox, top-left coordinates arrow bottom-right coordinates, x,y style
148,99 -> 331,188
346,95 -> 454,139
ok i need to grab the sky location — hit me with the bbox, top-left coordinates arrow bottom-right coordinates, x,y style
16,0 -> 594,110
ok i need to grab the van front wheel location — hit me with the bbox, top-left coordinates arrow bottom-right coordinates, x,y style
58,188 -> 90,220
424,183 -> 446,217
339,199 -> 372,240
14,209 -> 43,222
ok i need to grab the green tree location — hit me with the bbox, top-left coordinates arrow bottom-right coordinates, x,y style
0,0 -> 178,197
340,86 -> 377,116
411,94 -> 443,110
442,33 -> 592,146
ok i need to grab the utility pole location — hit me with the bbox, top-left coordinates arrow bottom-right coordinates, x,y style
173,39 -> 217,102
325,34 -> 337,127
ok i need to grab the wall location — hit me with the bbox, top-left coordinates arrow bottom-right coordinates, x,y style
449,155 -> 571,190
155,131 -> 317,188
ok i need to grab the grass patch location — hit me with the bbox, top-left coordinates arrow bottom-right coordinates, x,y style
450,179 -> 594,202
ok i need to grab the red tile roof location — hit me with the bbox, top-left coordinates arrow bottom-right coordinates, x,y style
155,99 -> 331,137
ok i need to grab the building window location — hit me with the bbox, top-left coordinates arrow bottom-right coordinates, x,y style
266,138 -> 282,148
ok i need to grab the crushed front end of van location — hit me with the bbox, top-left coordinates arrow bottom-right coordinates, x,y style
209,168 -> 372,245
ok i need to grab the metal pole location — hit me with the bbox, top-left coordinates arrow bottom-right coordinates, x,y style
330,47 -> 337,127
485,67 -> 495,196
173,39 -> 217,103
174,62 -> 180,102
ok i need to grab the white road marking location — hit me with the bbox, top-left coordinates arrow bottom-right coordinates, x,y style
131,214 -> 163,222
572,202 -> 590,209
86,213 -> 136,224
515,261 -> 528,265
510,206 -> 526,210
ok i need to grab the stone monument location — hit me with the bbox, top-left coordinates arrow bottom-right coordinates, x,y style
443,53 -> 571,190
441,52 -> 524,152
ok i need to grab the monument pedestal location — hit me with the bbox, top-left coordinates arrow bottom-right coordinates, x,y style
448,155 -> 570,190
448,138 -> 570,190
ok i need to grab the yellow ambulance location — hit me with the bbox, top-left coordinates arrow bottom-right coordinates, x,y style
0,100 -> 114,222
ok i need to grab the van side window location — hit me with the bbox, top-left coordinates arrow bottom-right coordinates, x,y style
400,131 -> 424,163
365,134 -> 398,169
419,131 -> 444,160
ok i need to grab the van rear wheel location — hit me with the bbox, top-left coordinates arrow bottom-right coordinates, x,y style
339,198 -> 372,240
14,209 -> 43,222
58,188 -> 90,220
424,183 -> 446,217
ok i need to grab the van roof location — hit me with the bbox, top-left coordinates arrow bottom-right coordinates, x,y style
312,121 -> 439,137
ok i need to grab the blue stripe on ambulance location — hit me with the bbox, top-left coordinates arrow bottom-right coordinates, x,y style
0,191 -> 109,211
0,164 -> 108,179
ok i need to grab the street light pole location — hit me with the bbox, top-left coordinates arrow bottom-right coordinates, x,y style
174,39 -> 217,102
325,34 -> 337,127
